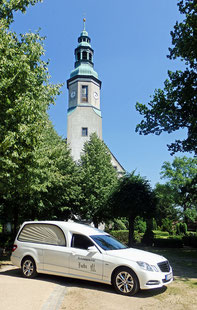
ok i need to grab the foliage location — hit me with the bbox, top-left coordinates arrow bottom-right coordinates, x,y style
134,216 -> 147,233
161,156 -> 197,222
176,222 -> 188,235
0,0 -> 80,231
136,0 -> 197,155
152,218 -> 157,230
110,172 -> 156,246
153,230 -> 170,238
106,218 -> 128,231
0,0 -> 42,26
153,237 -> 183,248
110,230 -> 143,245
182,235 -> 197,247
78,133 -> 118,227
161,218 -> 174,234
109,230 -> 129,245
154,183 -> 180,225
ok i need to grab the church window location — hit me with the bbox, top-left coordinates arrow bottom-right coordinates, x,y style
77,52 -> 80,61
82,51 -> 87,60
82,127 -> 88,137
81,85 -> 88,102
89,53 -> 92,62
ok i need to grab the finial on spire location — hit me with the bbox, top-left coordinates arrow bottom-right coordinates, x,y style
83,18 -> 86,30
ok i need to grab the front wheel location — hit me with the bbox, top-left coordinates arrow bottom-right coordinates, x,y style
112,267 -> 139,296
21,257 -> 37,278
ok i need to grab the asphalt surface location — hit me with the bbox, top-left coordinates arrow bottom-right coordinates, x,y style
0,264 -> 67,310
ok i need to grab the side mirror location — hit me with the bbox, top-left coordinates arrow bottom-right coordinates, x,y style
88,246 -> 98,253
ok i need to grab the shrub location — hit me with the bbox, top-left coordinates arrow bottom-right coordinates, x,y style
142,229 -> 154,246
105,218 -> 127,232
153,230 -> 169,238
153,237 -> 183,248
182,235 -> 197,248
0,233 -> 15,256
110,230 -> 143,245
110,230 -> 128,245
176,222 -> 187,235
113,219 -> 127,230
161,218 -> 173,234
134,216 -> 147,234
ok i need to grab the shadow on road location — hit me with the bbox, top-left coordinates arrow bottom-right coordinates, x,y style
0,265 -> 167,298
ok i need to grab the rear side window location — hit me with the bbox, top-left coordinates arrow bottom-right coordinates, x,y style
18,224 -> 66,246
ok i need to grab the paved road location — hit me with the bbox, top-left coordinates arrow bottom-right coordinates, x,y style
0,264 -> 66,310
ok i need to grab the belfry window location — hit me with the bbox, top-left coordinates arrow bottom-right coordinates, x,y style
89,53 -> 92,62
82,127 -> 88,137
77,52 -> 80,61
81,85 -> 88,102
82,51 -> 87,60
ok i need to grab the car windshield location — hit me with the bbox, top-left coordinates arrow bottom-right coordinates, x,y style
90,234 -> 127,251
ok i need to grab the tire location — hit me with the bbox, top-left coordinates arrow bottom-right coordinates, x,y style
112,267 -> 139,296
21,257 -> 37,278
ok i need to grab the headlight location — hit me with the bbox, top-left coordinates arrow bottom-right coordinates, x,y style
137,261 -> 159,272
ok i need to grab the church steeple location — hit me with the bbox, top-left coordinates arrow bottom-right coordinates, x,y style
70,19 -> 99,79
67,21 -> 102,162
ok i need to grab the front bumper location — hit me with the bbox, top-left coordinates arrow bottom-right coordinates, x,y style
138,268 -> 173,290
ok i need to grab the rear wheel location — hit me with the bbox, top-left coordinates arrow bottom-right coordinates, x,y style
112,267 -> 139,296
21,257 -> 37,278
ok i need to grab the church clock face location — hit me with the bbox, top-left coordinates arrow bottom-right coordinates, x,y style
94,91 -> 98,99
70,90 -> 76,99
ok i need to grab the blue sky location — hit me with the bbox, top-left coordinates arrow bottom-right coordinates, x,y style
10,0 -> 189,186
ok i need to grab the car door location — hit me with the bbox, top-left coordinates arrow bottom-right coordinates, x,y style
69,233 -> 103,280
43,244 -> 71,275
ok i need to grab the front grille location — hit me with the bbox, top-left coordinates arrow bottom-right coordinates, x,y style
157,260 -> 170,272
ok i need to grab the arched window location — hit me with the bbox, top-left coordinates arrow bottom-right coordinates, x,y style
82,51 -> 87,60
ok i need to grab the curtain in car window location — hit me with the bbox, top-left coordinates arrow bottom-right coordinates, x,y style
18,224 -> 66,246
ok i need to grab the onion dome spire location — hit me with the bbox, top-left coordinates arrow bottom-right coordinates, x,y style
70,19 -> 98,79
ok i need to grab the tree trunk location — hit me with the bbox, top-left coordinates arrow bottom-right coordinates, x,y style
128,215 -> 135,247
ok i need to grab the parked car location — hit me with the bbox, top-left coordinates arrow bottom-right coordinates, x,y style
11,221 -> 173,296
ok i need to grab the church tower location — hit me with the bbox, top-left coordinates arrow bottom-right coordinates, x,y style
67,19 -> 102,161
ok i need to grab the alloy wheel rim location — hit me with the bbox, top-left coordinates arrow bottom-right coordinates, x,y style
116,271 -> 134,293
23,260 -> 34,276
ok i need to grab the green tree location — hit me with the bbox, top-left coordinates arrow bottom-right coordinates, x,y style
0,0 -> 42,26
0,1 -> 80,231
160,156 -> 197,223
110,173 -> 156,246
22,120 -> 81,221
136,0 -> 197,155
78,133 -> 118,227
154,183 -> 180,226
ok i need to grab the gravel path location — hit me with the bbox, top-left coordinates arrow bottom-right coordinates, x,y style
1,264 -> 196,310
0,265 -> 66,310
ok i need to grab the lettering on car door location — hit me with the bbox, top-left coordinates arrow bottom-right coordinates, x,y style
69,233 -> 103,280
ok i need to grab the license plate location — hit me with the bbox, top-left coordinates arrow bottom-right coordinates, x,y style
165,272 -> 173,281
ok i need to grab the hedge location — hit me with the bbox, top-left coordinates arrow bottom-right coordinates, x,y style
153,237 -> 183,248
153,231 -> 169,237
110,230 -> 128,245
182,236 -> 197,248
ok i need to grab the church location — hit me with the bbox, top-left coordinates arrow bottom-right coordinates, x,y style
66,19 -> 124,174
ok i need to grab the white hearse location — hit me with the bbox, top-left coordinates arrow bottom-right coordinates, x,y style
11,221 -> 173,296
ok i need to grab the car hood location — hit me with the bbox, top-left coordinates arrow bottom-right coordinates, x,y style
105,248 -> 166,265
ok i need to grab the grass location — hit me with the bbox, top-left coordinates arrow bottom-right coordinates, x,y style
137,246 -> 197,288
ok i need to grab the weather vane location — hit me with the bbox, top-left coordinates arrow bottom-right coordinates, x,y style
83,17 -> 86,31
